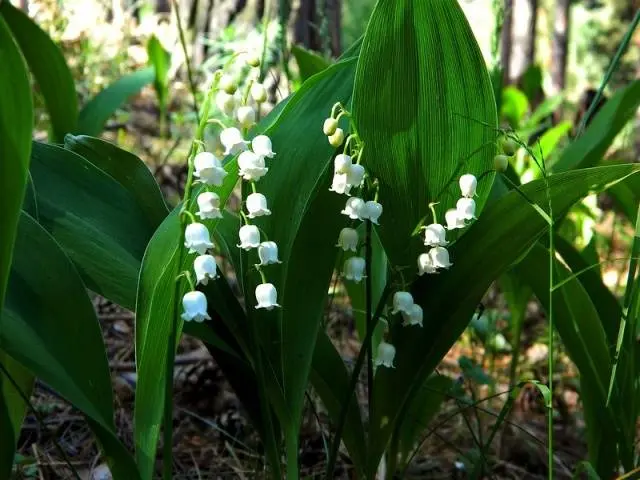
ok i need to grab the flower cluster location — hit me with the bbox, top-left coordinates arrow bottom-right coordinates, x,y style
181,52 -> 279,322
323,104 -> 383,285
417,173 -> 478,276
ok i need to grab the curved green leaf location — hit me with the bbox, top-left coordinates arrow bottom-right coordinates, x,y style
64,134 -> 169,227
29,142 -> 160,309
352,0 -> 497,270
0,15 -> 32,321
77,67 -> 154,136
553,80 -> 640,172
367,164 -> 640,474
291,45 -> 331,81
147,36 -> 171,111
1,213 -> 138,479
0,2 -> 77,142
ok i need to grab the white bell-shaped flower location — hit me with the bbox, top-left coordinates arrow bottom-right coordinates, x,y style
336,227 -> 358,252
220,127 -> 249,155
417,253 -> 437,275
423,223 -> 448,246
333,154 -> 352,174
429,246 -> 453,269
329,173 -> 351,195
392,291 -> 414,315
255,283 -> 280,310
375,341 -> 396,368
246,192 -> 271,218
341,197 -> 366,220
329,128 -> 344,147
181,291 -> 211,322
347,164 -> 365,187
237,224 -> 260,250
252,135 -> 275,159
237,106 -> 256,129
343,256 -> 365,283
445,208 -> 466,230
257,241 -> 281,265
456,197 -> 476,220
238,151 -> 268,181
216,91 -> 236,116
193,152 -> 227,186
363,201 -> 383,224
184,223 -> 214,255
194,254 -> 218,285
250,82 -> 267,103
402,303 -> 423,327
323,118 -> 338,136
196,192 -> 223,219
459,174 -> 478,198
219,74 -> 237,94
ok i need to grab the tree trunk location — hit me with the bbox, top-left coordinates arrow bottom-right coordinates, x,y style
524,0 -> 538,66
291,0 -> 342,57
500,0 -> 514,83
550,0 -> 571,93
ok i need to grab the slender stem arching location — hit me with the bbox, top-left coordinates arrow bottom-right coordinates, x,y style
365,219 -> 374,421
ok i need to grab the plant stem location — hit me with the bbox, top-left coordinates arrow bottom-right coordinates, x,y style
546,179 -> 555,480
163,76 -> 218,480
325,283 -> 392,479
365,220 -> 373,418
172,0 -> 200,122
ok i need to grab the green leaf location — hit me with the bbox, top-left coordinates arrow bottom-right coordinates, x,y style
64,134 -> 169,228
530,121 -> 572,168
352,0 -> 497,270
291,45 -> 331,81
77,67 -> 155,136
0,2 -> 77,142
0,349 -> 33,479
501,86 -> 529,129
553,80 -> 640,172
367,164 -> 640,474
147,36 -> 171,110
29,142 -> 160,310
0,16 -> 32,322
2,213 -> 138,479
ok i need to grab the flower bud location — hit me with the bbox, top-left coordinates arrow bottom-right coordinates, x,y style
459,174 -> 477,198
246,192 -> 271,218
429,246 -> 452,269
493,154 -> 509,172
196,191 -> 223,219
219,74 -> 237,94
257,241 -> 281,265
184,223 -> 214,255
237,106 -> 256,129
237,224 -> 260,250
255,283 -> 280,310
181,291 -> 211,322
323,118 -> 338,136
194,254 -> 219,285
246,51 -> 261,67
336,227 -> 358,252
501,137 -> 518,156
328,128 -> 344,147
392,291 -> 414,315
456,198 -> 476,221
252,135 -> 276,159
343,256 -> 365,283
423,223 -> 448,247
216,91 -> 236,116
251,82 -> 267,103
374,341 -> 396,368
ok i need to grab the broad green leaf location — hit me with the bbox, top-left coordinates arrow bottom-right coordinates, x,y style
366,164 -> 640,474
0,16 -> 32,324
0,2 -> 77,142
64,134 -> 169,227
0,349 -> 33,479
291,45 -> 331,81
530,121 -> 572,168
609,169 -> 640,225
352,0 -> 497,270
501,86 -> 529,128
552,80 -> 640,172
29,142 -> 159,310
77,67 -> 155,136
1,213 -> 139,479
514,244 -> 623,475
147,35 -> 171,111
